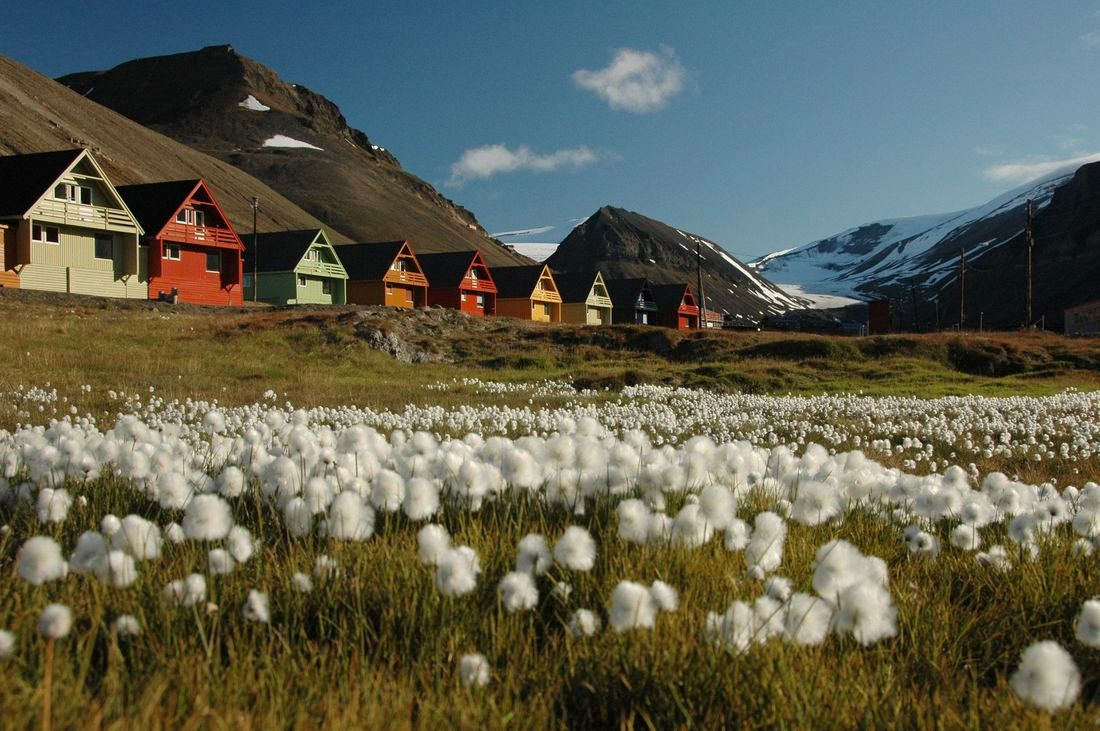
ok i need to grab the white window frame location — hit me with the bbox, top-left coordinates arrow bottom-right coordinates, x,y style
175,208 -> 206,226
54,183 -> 92,204
205,251 -> 222,273
476,294 -> 484,307
33,224 -> 60,244
297,274 -> 307,288
164,243 -> 181,260
93,235 -> 113,260
306,248 -> 320,261
460,293 -> 467,302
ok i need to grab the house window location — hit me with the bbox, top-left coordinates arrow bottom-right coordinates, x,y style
385,284 -> 393,294
322,279 -> 332,295
298,274 -> 307,287
175,209 -> 205,226
205,251 -> 222,273
305,248 -> 319,261
54,183 -> 92,204
469,269 -> 478,284
461,293 -> 467,302
93,235 -> 113,260
243,273 -> 254,289
476,295 -> 484,307
32,224 -> 60,244
164,243 -> 181,260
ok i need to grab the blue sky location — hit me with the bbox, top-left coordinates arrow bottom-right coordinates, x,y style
7,1 -> 1100,258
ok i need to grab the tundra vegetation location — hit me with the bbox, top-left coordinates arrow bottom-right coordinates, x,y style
0,294 -> 1098,728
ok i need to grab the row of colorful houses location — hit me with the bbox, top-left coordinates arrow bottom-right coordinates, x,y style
0,148 -> 708,329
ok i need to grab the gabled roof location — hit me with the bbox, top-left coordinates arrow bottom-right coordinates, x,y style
337,241 -> 410,280
116,180 -> 200,234
418,250 -> 491,288
0,149 -> 86,218
604,277 -> 653,308
492,264 -> 552,298
651,282 -> 695,312
245,229 -> 329,273
553,271 -> 603,303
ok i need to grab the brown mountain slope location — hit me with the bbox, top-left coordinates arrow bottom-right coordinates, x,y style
59,45 -> 528,266
0,54 -> 344,240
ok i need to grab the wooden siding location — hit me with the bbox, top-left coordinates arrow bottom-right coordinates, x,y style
0,225 -> 17,288
346,279 -> 425,308
246,270 -> 346,305
14,221 -> 145,298
497,297 -> 561,322
149,241 -> 242,305
430,287 -> 495,316
561,302 -> 611,325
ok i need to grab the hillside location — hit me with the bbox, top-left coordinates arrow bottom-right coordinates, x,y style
753,161 -> 1100,330
548,206 -> 806,324
0,54 -> 342,239
59,45 -> 528,266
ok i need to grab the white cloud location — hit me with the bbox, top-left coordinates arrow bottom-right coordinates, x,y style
447,144 -> 597,186
1081,30 -> 1100,47
572,46 -> 685,113
982,151 -> 1100,183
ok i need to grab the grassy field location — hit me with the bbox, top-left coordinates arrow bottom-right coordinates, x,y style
0,292 -> 1098,729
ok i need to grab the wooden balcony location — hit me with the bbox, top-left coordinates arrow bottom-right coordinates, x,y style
37,199 -> 138,232
161,222 -> 241,248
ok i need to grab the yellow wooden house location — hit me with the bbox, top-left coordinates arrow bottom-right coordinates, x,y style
553,270 -> 613,325
491,264 -> 562,322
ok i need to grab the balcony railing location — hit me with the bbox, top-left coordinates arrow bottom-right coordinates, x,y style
37,199 -> 138,231
161,222 -> 241,248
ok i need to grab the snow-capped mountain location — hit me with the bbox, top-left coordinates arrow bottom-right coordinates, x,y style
549,206 -> 807,323
752,159 -> 1100,329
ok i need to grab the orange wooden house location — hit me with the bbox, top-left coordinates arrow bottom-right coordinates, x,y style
118,180 -> 244,305
491,264 -> 562,322
417,250 -> 497,316
652,282 -> 700,329
338,240 -> 428,308
0,223 -> 14,288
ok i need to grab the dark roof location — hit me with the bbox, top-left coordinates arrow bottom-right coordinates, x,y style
651,283 -> 693,312
552,271 -> 600,303
417,251 -> 477,287
604,277 -> 652,308
0,149 -> 84,218
336,241 -> 407,280
492,265 -> 547,298
117,180 -> 198,235
244,230 -> 322,273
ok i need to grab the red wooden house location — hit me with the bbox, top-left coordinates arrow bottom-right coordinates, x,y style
652,282 -> 700,329
338,240 -> 429,308
118,180 -> 244,305
417,250 -> 497,316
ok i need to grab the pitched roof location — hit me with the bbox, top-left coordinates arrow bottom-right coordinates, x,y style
492,265 -> 548,298
417,251 -> 478,287
552,271 -> 601,303
651,282 -> 693,312
244,229 -> 322,272
116,180 -> 199,235
604,277 -> 651,308
0,149 -> 84,218
336,241 -> 407,280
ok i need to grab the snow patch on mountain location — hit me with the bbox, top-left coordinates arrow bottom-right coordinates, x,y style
262,135 -> 322,150
238,95 -> 270,112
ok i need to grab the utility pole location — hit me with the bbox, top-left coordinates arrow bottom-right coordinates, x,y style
250,196 -> 259,302
1025,198 -> 1033,329
958,247 -> 966,329
695,238 -> 705,329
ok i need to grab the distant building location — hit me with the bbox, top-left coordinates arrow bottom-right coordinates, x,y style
1065,298 -> 1100,336
605,278 -> 658,325
651,283 -> 700,330
553,271 -> 613,325
340,240 -> 429,309
492,264 -> 562,322
418,250 -> 497,316
244,229 -> 348,305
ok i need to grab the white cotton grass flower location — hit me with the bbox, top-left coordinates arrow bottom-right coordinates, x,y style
1071,538 -> 1094,557
292,572 -> 314,593
976,545 -> 1013,571
554,526 -> 596,571
94,550 -> 138,588
314,555 -> 339,579
905,528 -> 940,557
1010,640 -> 1081,712
832,581 -> 897,646
37,604 -> 73,640
616,498 -> 651,544
436,546 -> 480,597
764,576 -> 793,603
69,531 -> 107,573
497,571 -> 539,612
698,484 -> 737,531
284,498 -> 313,537
403,477 -> 439,521
569,609 -> 601,638
36,487 -> 73,524
0,630 -> 14,658
326,491 -> 375,540
1074,599 -> 1100,648
649,580 -> 679,612
746,512 -> 786,574
113,515 -> 162,560
790,481 -> 842,526
208,549 -> 235,575
724,518 -> 751,552
163,574 -> 206,607
609,581 -> 658,632
811,540 -> 888,605
217,466 -> 246,498
783,593 -> 833,646
671,503 -> 715,548
551,582 -> 573,602
950,525 -> 981,552
706,601 -> 757,654
516,533 -> 552,576
243,590 -> 270,623
157,472 -> 192,510
182,494 -> 234,541
17,536 -> 68,585
370,470 -> 405,512
165,522 -> 186,544
227,526 -> 255,563
100,514 -> 122,538
417,524 -> 451,565
113,615 -> 141,637
459,653 -> 490,687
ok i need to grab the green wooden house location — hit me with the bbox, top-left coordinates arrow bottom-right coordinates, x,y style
243,229 -> 348,304
0,149 -> 146,298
